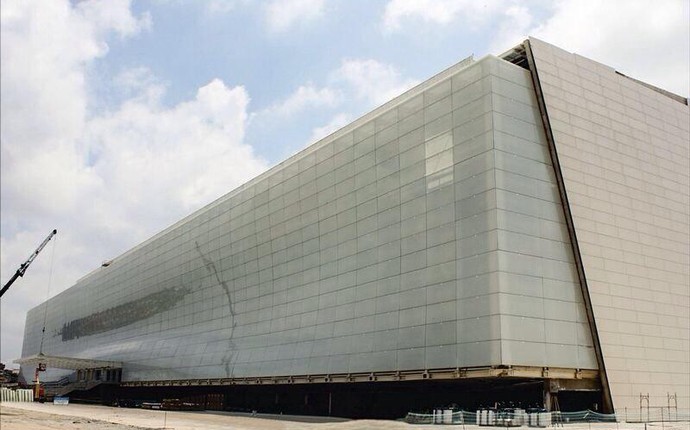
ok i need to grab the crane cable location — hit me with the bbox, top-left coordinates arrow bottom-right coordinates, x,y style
38,233 -> 57,355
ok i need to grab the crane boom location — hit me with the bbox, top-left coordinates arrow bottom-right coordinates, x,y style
0,229 -> 57,299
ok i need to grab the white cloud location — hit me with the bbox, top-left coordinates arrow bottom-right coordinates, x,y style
247,59 -> 417,162
77,0 -> 152,38
1,0 -> 143,153
489,5 -> 534,54
381,0 -> 688,96
264,0 -> 325,33
154,0 -> 249,15
0,0 -> 268,365
332,58 -> 419,106
382,0 -> 508,32
86,78 -> 266,217
113,66 -> 167,102
530,0 -> 689,96
259,59 -> 418,120
436,0 -> 689,97
204,0 -> 243,14
244,58 -> 417,166
265,84 -> 341,117
309,113 -> 350,144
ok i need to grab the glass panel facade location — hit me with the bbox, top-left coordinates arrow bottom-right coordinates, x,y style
21,55 -> 597,382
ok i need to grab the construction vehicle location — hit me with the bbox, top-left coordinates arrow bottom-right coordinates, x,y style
0,229 -> 57,298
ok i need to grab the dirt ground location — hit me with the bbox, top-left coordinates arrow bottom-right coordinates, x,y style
0,402 -> 419,430
0,403 -> 148,430
1,402 -> 689,430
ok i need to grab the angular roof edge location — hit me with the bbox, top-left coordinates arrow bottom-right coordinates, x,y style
523,37 -> 688,105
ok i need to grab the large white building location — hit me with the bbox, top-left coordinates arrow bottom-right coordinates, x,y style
18,38 -> 689,417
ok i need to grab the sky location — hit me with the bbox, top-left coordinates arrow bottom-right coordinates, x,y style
1,0 -> 688,367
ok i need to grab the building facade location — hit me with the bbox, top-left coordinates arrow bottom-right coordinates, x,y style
525,38 -> 689,414
19,38 -> 689,415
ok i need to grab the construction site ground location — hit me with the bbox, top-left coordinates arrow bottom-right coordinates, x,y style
1,402 -> 689,430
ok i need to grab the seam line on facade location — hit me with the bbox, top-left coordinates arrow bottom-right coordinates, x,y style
487,75 -> 503,365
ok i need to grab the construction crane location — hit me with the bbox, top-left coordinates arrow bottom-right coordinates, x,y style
0,229 -> 57,299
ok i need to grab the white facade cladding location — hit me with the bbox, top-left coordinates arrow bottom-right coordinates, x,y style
21,53 -> 596,383
527,38 -> 690,412
18,39 -> 689,414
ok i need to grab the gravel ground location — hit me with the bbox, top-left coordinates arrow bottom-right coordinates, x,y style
1,402 -> 689,430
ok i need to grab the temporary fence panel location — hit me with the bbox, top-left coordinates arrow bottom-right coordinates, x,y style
406,408 -> 690,425
0,388 -> 34,402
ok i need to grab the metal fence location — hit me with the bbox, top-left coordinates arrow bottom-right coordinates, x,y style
619,407 -> 690,423
0,387 -> 34,402
405,408 -> 690,425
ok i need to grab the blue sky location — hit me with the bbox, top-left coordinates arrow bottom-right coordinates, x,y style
1,0 -> 688,365
92,1 -> 519,162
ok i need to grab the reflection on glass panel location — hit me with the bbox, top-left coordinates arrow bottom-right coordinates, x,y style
426,150 -> 453,175
427,167 -> 454,191
425,131 -> 454,191
425,132 -> 453,157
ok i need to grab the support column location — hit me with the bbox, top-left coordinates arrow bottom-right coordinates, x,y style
544,388 -> 552,411
544,379 -> 559,411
